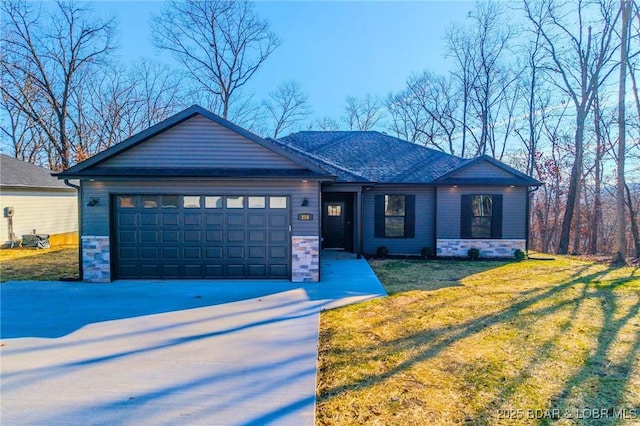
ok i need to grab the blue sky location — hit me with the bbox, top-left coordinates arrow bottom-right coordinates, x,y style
99,1 -> 476,121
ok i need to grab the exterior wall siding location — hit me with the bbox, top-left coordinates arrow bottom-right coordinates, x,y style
436,185 -> 527,239
451,161 -> 514,179
82,179 -> 320,237
100,115 -> 303,169
362,186 -> 435,255
0,189 -> 78,243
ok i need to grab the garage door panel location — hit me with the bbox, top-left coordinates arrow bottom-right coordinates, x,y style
206,230 -> 223,242
249,246 -> 266,258
227,214 -> 244,226
270,264 -> 288,276
226,264 -> 245,277
119,231 -> 137,244
162,214 -> 179,225
227,246 -> 244,258
163,247 -> 180,259
227,230 -> 245,242
206,214 -> 223,226
140,247 -> 159,260
269,246 -> 287,259
184,230 -> 201,242
140,213 -> 158,226
114,194 -> 291,279
269,231 -> 287,243
184,247 -> 201,259
162,231 -> 180,243
269,214 -> 287,227
140,231 -> 159,243
184,214 -> 201,226
206,247 -> 223,258
248,265 -> 266,277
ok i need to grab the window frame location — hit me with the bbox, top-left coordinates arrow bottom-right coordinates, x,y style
461,193 -> 503,239
374,194 -> 416,239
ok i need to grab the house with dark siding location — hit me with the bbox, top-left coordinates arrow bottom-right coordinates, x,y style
56,105 -> 541,283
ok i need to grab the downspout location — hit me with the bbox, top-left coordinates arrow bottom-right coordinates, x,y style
63,179 -> 83,280
526,185 -> 541,254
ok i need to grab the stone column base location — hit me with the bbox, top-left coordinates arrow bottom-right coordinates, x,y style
82,236 -> 111,282
291,236 -> 320,282
437,239 -> 525,258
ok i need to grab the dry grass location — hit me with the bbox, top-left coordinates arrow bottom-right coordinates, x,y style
317,257 -> 640,425
0,245 -> 79,281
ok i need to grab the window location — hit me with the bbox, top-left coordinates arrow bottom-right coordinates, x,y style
269,196 -> 287,209
374,194 -> 415,238
461,194 -> 502,239
385,195 -> 406,237
161,195 -> 179,208
141,196 -> 158,208
119,196 -> 137,208
248,196 -> 266,208
227,196 -> 244,208
183,196 -> 201,208
205,196 -> 222,209
327,205 -> 341,216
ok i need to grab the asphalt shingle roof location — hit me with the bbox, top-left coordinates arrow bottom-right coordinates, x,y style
275,131 -> 466,184
0,154 -> 72,190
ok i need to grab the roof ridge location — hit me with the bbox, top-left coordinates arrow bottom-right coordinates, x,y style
273,139 -> 371,182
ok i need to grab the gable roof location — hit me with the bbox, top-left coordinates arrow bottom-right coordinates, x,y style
432,155 -> 542,186
275,131 -> 466,184
0,154 -> 73,190
55,105 -> 330,179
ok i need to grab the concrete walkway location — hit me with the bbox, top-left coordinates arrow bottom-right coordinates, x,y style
0,253 -> 386,426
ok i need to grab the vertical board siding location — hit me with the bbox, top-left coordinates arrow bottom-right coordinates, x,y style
82,180 -> 320,237
363,187 -> 435,255
451,161 -> 515,179
436,185 -> 527,239
101,115 -> 303,169
0,190 -> 78,241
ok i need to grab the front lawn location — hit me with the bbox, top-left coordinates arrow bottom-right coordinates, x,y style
0,246 -> 79,281
317,258 -> 640,425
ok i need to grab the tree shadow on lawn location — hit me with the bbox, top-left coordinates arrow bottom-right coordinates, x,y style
319,262 -> 640,422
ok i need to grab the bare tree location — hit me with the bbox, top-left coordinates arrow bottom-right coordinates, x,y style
524,0 -> 621,254
343,94 -> 384,131
312,116 -> 340,131
1,0 -> 116,170
613,0 -> 633,264
151,0 -> 279,120
261,81 -> 311,138
446,1 -> 518,158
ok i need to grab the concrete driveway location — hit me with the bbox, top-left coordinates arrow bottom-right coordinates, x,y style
0,254 -> 386,425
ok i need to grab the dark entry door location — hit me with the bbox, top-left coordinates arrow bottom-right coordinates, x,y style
322,201 -> 345,249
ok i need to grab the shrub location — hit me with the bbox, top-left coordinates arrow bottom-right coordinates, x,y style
514,249 -> 526,261
376,246 -> 389,257
420,247 -> 434,258
467,248 -> 480,260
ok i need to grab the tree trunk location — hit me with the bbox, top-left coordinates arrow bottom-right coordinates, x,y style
558,111 -> 585,254
625,182 -> 640,259
613,0 -> 631,265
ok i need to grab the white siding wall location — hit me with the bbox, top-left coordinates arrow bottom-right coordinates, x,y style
0,189 -> 78,242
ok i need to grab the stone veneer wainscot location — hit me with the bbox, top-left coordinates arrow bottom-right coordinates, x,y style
291,236 -> 320,282
82,236 -> 110,282
437,239 -> 525,258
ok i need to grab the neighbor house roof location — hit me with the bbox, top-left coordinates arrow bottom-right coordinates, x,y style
275,131 -> 466,184
0,154 -> 73,190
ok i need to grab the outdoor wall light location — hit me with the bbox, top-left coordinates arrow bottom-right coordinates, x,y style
87,198 -> 100,207
301,198 -> 309,207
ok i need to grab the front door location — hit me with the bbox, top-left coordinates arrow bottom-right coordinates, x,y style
322,201 -> 345,249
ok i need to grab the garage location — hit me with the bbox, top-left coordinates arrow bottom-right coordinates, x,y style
114,194 -> 290,279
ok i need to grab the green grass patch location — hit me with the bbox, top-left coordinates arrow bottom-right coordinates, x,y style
0,246 -> 79,281
317,257 -> 640,425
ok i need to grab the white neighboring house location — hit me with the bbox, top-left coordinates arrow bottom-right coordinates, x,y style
0,154 -> 78,247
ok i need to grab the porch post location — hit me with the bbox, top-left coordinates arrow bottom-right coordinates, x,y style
356,190 -> 363,259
